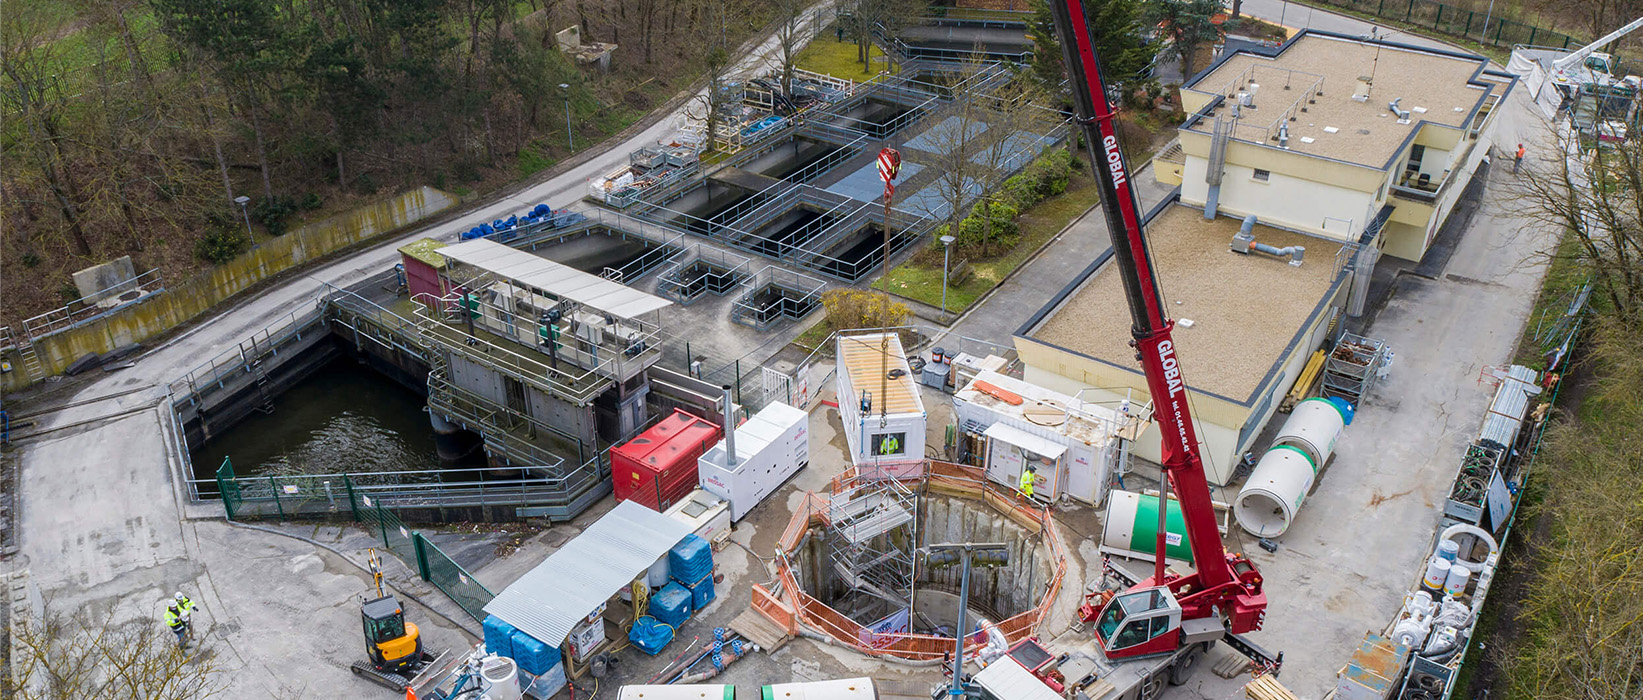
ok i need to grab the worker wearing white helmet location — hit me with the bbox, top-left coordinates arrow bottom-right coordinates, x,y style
173,591 -> 197,615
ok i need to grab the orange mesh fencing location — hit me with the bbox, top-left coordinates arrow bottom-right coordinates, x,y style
764,459 -> 1070,660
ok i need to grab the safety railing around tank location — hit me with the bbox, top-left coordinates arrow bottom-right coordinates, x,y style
412,293 -> 657,405
728,267 -> 829,331
724,184 -> 854,239
424,368 -> 585,467
656,245 -> 755,305
321,285 -> 429,359
22,268 -> 167,340
166,304 -> 328,406
754,459 -> 1064,660
706,180 -> 800,230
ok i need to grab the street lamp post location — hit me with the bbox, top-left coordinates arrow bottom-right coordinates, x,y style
940,234 -> 956,313
560,83 -> 573,151
233,195 -> 252,240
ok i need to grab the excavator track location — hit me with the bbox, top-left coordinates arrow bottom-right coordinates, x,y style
349,661 -> 412,691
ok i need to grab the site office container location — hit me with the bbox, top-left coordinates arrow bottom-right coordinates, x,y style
611,409 -> 724,512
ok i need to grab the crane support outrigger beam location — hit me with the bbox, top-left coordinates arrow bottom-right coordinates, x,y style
1047,0 -> 1270,661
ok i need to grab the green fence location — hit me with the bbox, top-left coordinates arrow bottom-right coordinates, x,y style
416,532 -> 496,622
1312,0 -> 1583,51
215,456 -> 495,621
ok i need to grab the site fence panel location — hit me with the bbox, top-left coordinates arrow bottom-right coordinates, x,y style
1314,0 -> 1581,51
415,533 -> 495,621
359,494 -> 419,571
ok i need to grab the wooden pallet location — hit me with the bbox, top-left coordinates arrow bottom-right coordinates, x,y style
729,608 -> 790,653
1244,675 -> 1300,700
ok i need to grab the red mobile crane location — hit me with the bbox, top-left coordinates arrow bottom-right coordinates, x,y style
1045,0 -> 1280,674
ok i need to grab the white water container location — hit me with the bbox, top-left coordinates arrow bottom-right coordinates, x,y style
647,554 -> 670,588
1436,539 -> 1459,562
481,656 -> 522,700
1423,557 -> 1452,592
1234,445 -> 1318,537
1444,564 -> 1472,597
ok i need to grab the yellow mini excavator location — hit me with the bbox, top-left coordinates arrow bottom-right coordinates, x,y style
350,550 -> 440,691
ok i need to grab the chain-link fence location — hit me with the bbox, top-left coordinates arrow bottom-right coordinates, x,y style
416,532 -> 495,621
1314,0 -> 1585,51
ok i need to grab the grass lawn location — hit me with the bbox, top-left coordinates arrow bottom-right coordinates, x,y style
872,171 -> 1100,314
793,318 -> 836,353
794,37 -> 896,83
1512,229 -> 1590,368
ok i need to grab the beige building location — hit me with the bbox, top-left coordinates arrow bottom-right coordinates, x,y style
1015,205 -> 1351,484
1154,31 -> 1515,261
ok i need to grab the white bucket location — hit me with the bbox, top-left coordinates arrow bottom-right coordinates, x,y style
481,656 -> 522,700
1422,557 -> 1451,592
1436,539 -> 1459,561
1444,564 -> 1472,597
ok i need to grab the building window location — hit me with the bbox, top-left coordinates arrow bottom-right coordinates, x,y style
872,432 -> 906,456
1252,169 -> 1271,182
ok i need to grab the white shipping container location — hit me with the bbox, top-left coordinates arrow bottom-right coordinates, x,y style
836,333 -> 927,471
763,678 -> 877,700
699,402 -> 809,521
618,685 -> 735,700
663,488 -> 733,544
953,371 -> 1128,505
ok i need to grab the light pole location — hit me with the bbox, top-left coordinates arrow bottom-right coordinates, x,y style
926,543 -> 1009,698
940,234 -> 956,313
560,83 -> 573,151
233,195 -> 252,239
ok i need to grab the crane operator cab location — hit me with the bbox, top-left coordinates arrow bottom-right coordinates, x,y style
361,594 -> 423,672
1094,588 -> 1183,658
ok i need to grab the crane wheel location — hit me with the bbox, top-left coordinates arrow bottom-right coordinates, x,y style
1169,643 -> 1209,686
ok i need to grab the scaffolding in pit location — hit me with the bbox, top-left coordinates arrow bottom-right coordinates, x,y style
824,475 -> 918,623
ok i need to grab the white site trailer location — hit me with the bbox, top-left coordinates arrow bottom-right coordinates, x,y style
835,332 -> 926,476
698,402 -> 809,521
953,370 -> 1133,505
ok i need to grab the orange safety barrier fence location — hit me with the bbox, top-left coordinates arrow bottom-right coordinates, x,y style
754,459 -> 1070,660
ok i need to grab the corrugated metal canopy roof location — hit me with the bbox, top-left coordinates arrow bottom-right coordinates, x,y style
483,500 -> 693,646
438,239 -> 673,318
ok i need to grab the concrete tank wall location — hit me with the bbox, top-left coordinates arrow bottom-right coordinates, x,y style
918,495 -> 1053,621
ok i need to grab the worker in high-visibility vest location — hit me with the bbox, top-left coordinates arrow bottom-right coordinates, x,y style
1018,466 -> 1036,500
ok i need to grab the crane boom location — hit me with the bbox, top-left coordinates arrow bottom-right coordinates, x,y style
1551,16 -> 1643,72
1047,0 -> 1268,659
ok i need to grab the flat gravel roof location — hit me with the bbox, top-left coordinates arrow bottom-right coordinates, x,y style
1031,205 -> 1344,400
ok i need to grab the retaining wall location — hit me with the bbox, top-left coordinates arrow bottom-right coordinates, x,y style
2,186 -> 456,392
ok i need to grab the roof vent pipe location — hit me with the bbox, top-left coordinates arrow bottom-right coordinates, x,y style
1278,123 -> 1290,149
1230,215 -> 1306,266
721,385 -> 736,466
1389,98 -> 1412,123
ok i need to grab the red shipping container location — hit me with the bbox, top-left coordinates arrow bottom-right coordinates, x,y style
611,409 -> 724,512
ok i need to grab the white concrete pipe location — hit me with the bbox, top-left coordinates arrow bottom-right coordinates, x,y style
1234,445 -> 1318,537
1273,397 -> 1348,465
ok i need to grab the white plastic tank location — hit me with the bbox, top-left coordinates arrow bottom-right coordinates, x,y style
1234,445 -> 1317,537
1444,564 -> 1472,597
1423,557 -> 1452,592
1273,398 -> 1348,465
647,554 -> 671,588
480,656 -> 522,700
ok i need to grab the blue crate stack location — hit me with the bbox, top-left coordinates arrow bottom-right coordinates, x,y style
510,630 -> 562,676
651,581 -> 694,628
483,615 -> 517,658
628,615 -> 676,655
669,534 -> 715,610
668,535 -> 713,584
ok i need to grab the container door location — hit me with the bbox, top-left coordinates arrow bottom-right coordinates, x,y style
1065,443 -> 1098,504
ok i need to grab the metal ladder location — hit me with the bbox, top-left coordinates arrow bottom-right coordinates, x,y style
16,339 -> 45,384
241,337 -> 275,415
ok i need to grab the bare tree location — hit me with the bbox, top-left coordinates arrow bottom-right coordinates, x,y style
773,0 -> 812,99
1,4 -> 95,256
918,52 -> 1055,248
1505,126 -> 1643,327
5,602 -> 225,700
